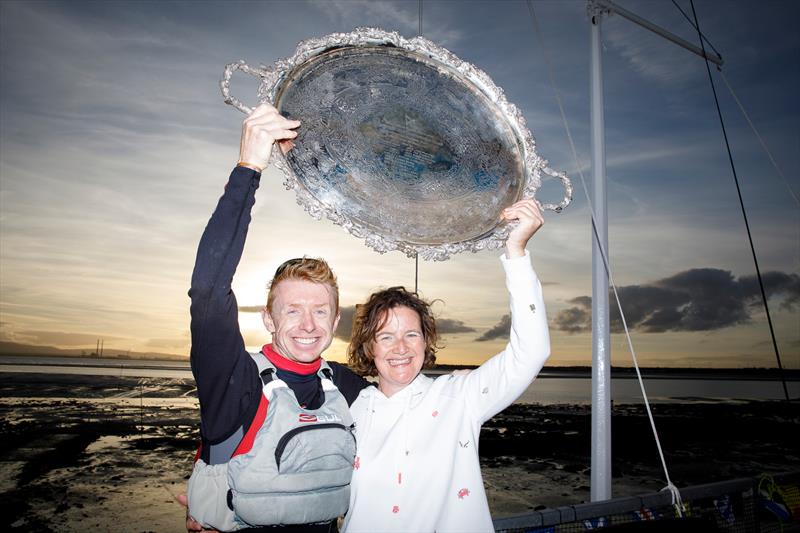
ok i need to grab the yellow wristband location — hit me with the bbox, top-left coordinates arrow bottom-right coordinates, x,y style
237,161 -> 264,173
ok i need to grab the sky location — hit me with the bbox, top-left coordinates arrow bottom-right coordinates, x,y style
0,0 -> 797,369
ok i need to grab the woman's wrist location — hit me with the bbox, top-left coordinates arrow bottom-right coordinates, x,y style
505,241 -> 526,258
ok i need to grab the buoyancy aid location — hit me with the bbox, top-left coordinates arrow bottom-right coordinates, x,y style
187,353 -> 356,531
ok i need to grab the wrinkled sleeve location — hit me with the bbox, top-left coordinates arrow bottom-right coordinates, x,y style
456,251 -> 550,425
189,166 -> 263,443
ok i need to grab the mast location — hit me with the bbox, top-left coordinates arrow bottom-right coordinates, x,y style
586,0 -> 725,502
589,2 -> 612,502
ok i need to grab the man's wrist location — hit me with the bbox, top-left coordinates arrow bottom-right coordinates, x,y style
236,161 -> 264,173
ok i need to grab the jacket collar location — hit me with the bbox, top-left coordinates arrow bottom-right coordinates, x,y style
261,343 -> 322,375
362,372 -> 433,405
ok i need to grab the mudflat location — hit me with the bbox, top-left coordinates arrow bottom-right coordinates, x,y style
1,373 -> 797,531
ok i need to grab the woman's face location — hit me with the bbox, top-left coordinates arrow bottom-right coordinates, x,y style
371,305 -> 425,398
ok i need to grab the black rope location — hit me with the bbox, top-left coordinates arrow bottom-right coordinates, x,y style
418,0 -> 423,37
671,0 -> 722,61
677,0 -> 800,208
414,253 -> 419,294
415,0 -> 421,296
689,0 -> 790,402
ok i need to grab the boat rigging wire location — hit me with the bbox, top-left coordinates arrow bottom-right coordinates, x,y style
418,0 -> 423,38
717,70 -> 800,208
413,0 -> 422,295
669,0 -> 800,208
688,0 -> 791,403
670,0 -> 722,60
414,255 -> 419,295
526,0 -> 685,515
405,1 -> 460,287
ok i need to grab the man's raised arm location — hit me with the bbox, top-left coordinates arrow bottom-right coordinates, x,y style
189,104 -> 300,443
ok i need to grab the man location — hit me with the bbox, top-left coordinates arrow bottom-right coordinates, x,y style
183,104 -> 368,532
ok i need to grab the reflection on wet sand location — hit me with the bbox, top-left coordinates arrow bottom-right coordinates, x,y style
1,373 -> 798,531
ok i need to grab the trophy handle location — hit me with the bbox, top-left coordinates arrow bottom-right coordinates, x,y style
538,167 -> 574,213
220,60 -> 274,114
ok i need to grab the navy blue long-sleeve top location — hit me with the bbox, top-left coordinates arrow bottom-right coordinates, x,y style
189,166 -> 367,462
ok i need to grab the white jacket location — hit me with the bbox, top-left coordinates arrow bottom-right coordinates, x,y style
343,251 -> 550,532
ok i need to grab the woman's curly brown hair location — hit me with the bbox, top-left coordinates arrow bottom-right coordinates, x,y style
347,286 -> 440,377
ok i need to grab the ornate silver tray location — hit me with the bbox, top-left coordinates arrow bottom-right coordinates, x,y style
221,27 -> 571,261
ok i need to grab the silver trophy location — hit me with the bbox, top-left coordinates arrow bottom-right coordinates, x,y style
221,28 -> 572,261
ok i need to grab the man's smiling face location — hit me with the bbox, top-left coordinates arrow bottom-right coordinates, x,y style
263,279 -> 340,363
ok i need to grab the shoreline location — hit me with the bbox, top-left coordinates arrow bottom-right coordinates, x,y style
2,373 -> 798,531
2,354 -> 799,382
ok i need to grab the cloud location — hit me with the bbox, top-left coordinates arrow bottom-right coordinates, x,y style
331,305 -> 475,342
601,8 -> 701,86
335,306 -> 356,342
145,333 -> 189,350
740,271 -> 800,311
319,0 -> 464,47
475,314 -> 511,342
323,0 -> 419,31
437,318 -> 476,335
15,330 -> 122,347
553,298 -> 591,334
554,268 -> 800,334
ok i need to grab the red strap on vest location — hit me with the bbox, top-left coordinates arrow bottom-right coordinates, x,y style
232,394 -> 270,457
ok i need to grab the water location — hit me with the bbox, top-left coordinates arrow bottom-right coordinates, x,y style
0,355 -> 194,379
516,376 -> 800,404
1,355 -> 797,404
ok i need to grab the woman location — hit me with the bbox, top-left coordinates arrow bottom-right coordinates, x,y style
343,199 -> 550,532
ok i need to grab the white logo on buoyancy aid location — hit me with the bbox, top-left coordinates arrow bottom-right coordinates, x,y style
298,412 -> 342,423
226,355 -> 356,527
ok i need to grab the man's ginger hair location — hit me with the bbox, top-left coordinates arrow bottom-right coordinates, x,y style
266,257 -> 339,313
